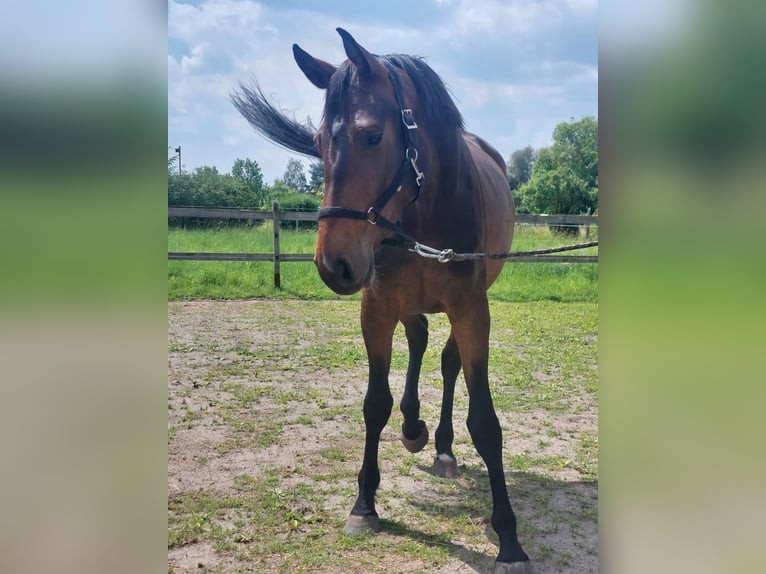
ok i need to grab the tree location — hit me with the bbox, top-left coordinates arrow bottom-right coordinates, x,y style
189,166 -> 247,208
168,146 -> 178,175
232,157 -> 267,207
232,158 -> 264,189
308,160 -> 324,196
507,145 -> 536,190
268,178 -> 292,202
516,117 -> 598,233
167,172 -> 194,207
283,158 -> 308,193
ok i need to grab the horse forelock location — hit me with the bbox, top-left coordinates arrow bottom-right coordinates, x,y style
324,60 -> 354,121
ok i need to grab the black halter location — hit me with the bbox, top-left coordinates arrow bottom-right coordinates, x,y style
317,63 -> 424,244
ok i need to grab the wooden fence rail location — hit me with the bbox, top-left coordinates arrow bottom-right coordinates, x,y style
168,203 -> 598,288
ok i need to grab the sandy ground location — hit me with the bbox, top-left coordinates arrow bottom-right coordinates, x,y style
168,300 -> 597,573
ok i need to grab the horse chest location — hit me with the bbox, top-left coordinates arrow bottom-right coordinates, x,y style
372,257 -> 484,316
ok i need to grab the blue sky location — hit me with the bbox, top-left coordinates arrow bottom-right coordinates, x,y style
168,0 -> 598,184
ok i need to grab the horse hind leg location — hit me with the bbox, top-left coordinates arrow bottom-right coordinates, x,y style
433,331 -> 460,478
399,314 -> 429,453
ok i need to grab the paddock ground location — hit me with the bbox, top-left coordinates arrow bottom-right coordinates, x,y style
168,299 -> 598,573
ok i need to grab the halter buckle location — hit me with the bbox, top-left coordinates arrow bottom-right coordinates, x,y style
366,207 -> 379,225
401,109 -> 418,130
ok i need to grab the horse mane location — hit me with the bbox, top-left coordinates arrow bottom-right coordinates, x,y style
326,54 -> 464,133
230,54 -> 464,158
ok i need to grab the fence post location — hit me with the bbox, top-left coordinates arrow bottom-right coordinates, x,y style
272,201 -> 281,289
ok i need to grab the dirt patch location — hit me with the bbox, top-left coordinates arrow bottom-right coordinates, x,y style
168,300 -> 597,573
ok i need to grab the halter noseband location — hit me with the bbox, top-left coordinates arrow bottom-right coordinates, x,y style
317,64 -> 424,244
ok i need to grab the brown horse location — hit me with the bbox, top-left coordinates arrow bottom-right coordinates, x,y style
232,28 -> 533,573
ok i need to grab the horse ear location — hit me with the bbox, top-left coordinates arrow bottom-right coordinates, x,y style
293,43 -> 336,89
336,27 -> 386,81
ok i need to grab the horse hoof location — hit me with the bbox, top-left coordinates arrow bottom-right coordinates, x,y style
343,514 -> 380,535
432,454 -> 459,478
494,561 -> 535,573
400,421 -> 428,453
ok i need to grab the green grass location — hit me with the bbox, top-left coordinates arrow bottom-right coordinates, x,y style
168,223 -> 598,302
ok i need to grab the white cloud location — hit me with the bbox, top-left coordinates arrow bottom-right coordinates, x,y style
451,57 -> 596,110
433,0 -> 595,39
455,77 -> 565,109
168,0 -> 272,44
563,0 -> 598,15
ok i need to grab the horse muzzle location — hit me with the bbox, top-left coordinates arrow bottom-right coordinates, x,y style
313,250 -> 374,295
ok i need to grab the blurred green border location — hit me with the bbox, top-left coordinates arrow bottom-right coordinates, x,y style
601,1 -> 766,571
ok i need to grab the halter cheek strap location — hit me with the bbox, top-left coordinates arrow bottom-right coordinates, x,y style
317,64 -> 424,243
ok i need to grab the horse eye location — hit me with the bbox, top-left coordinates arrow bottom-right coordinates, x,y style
366,131 -> 383,146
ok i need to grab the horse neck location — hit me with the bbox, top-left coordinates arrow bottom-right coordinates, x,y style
405,128 -> 481,245
424,127 -> 484,203
418,126 -> 461,197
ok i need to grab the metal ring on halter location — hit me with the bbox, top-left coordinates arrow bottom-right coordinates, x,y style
366,207 -> 379,225
406,148 -> 418,161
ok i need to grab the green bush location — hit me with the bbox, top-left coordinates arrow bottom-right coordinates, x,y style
168,160 -> 271,228
278,193 -> 320,230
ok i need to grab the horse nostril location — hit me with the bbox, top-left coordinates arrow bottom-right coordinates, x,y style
334,257 -> 354,285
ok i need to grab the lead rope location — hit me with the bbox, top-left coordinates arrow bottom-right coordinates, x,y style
410,240 -> 599,263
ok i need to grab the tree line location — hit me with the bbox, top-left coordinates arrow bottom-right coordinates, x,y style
168,157 -> 322,208
169,116 -> 597,230
509,117 -> 597,216
167,156 -> 323,228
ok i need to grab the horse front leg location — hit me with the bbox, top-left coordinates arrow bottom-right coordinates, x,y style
433,331 -> 461,477
399,314 -> 430,453
343,298 -> 397,535
449,295 -> 533,572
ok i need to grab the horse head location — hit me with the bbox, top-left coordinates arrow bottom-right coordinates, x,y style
294,28 -> 426,295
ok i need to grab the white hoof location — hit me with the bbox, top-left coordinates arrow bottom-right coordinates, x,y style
494,561 -> 535,574
432,454 -> 459,478
343,514 -> 380,535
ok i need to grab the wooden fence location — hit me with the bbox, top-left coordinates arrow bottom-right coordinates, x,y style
168,203 -> 598,288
